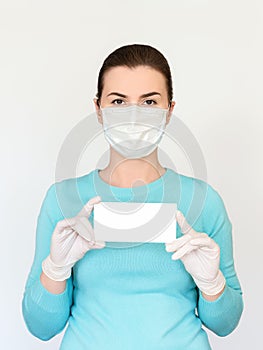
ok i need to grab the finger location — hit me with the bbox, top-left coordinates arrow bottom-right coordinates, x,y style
55,217 -> 77,234
165,234 -> 192,252
78,196 -> 102,217
91,240 -> 106,249
84,240 -> 105,250
190,234 -> 218,251
190,234 -> 210,246
171,241 -> 199,260
79,238 -> 95,255
72,216 -> 95,242
87,195 -> 102,207
176,210 -> 194,235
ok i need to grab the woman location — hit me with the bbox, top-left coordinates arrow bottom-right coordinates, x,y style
22,44 -> 243,349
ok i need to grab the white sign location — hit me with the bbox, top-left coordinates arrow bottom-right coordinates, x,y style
93,202 -> 177,243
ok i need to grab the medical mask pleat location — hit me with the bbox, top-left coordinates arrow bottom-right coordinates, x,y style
100,105 -> 168,159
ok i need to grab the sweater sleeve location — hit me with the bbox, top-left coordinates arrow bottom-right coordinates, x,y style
197,184 -> 244,336
22,183 -> 73,341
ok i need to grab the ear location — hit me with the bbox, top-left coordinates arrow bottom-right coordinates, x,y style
166,101 -> 176,125
93,98 -> 103,125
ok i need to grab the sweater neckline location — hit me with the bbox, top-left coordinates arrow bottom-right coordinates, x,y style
93,167 -> 170,194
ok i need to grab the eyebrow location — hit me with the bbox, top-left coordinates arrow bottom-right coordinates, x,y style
106,91 -> 161,99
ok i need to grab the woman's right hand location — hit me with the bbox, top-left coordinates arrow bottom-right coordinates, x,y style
42,195 -> 105,282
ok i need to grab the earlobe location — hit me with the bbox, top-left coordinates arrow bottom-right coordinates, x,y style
96,106 -> 103,125
170,101 -> 176,112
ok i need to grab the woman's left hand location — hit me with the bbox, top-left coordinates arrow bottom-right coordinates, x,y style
165,210 -> 226,297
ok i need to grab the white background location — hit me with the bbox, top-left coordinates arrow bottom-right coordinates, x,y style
1,1 -> 262,349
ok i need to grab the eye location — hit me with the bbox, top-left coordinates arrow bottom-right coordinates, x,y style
143,99 -> 157,106
112,99 -> 125,105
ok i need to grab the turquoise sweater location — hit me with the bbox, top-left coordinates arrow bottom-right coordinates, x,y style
22,167 -> 243,349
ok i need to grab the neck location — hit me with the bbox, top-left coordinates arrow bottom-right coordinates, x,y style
99,147 -> 166,187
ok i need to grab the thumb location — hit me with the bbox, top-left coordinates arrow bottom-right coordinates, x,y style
77,196 -> 102,217
176,210 -> 193,234
84,196 -> 102,215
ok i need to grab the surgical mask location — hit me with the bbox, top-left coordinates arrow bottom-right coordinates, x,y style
100,104 -> 169,159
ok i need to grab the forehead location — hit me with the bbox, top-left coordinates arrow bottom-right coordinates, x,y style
102,66 -> 167,95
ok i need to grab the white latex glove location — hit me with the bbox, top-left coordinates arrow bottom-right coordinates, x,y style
42,195 -> 105,281
165,210 -> 226,296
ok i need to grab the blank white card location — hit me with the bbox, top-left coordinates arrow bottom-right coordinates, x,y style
93,202 -> 177,243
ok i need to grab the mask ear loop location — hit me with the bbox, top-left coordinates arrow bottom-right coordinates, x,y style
96,99 -> 102,117
164,101 -> 173,125
95,99 -> 104,125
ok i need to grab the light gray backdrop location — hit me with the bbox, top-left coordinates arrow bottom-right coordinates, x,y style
1,0 -> 262,349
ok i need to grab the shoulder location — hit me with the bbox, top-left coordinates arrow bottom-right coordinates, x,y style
42,169 -> 96,222
168,169 -> 210,210
200,181 -> 232,238
168,169 -> 230,235
168,168 -> 208,192
53,169 -> 95,193
170,169 -> 225,209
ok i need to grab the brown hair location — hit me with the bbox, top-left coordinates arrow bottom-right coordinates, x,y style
96,44 -> 173,106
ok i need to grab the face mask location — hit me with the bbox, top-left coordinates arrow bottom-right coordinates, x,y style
100,104 -> 169,159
